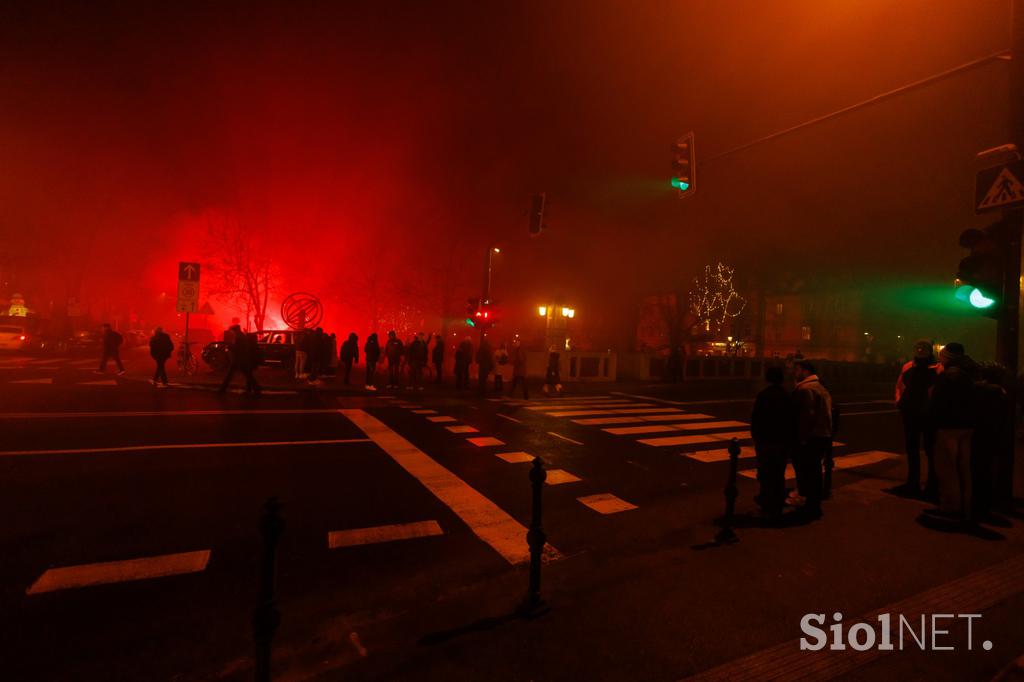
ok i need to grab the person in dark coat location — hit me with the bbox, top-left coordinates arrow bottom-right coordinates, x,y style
543,347 -> 562,396
384,330 -> 404,389
219,324 -> 260,394
508,339 -> 529,399
148,326 -> 174,387
476,337 -> 494,395
431,334 -> 445,384
407,332 -> 428,391
96,323 -> 126,374
307,327 -> 326,384
455,337 -> 473,389
926,343 -> 978,522
751,365 -> 794,517
971,364 -> 1010,521
339,332 -> 359,385
364,333 -> 380,391
791,360 -> 832,520
890,340 -> 940,499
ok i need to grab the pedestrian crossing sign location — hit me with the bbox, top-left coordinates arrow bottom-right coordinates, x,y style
975,160 -> 1024,213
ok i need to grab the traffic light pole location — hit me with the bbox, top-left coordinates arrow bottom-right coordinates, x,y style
1004,0 -> 1024,382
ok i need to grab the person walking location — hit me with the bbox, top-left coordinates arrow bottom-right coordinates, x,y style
307,327 -> 326,384
543,346 -> 562,397
339,332 -> 359,385
890,340 -> 940,499
218,323 -> 247,393
493,342 -> 509,391
751,365 -> 794,519
432,334 -> 445,385
476,336 -> 494,395
96,323 -> 127,375
326,332 -> 338,377
508,339 -> 529,399
407,332 -> 428,391
239,331 -> 262,395
384,330 -> 404,389
926,342 -> 978,524
148,326 -> 174,387
364,332 -> 380,391
972,363 -> 1010,522
791,360 -> 832,520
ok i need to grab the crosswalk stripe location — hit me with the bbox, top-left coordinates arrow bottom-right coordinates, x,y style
26,550 -> 211,594
0,438 -> 372,458
602,420 -> 748,436
427,416 -> 457,423
445,425 -> 479,433
685,446 -> 757,463
737,450 -> 900,480
466,436 -> 505,447
9,378 -> 53,384
327,520 -> 444,548
77,380 -> 118,386
546,407 -> 683,418
572,413 -> 715,426
496,451 -> 535,463
637,430 -> 750,447
412,409 -> 438,414
577,493 -> 637,514
525,401 -> 639,411
341,409 -> 558,564
545,469 -> 582,485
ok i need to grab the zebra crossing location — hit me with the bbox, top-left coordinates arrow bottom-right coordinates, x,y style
489,393 -> 899,480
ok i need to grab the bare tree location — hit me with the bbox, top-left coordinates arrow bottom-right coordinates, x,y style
203,218 -> 279,331
689,262 -> 746,334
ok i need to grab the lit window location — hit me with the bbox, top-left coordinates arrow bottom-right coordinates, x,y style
775,303 -> 784,315
801,326 -> 812,341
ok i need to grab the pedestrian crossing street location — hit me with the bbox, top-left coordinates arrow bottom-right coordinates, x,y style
487,392 -> 898,476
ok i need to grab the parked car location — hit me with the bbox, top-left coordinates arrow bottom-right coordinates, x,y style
67,329 -> 102,355
0,323 -> 30,351
201,329 -> 309,370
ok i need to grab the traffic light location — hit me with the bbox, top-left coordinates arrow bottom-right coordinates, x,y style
671,132 -> 695,195
529,193 -> 546,235
956,224 -> 1003,318
466,297 -> 479,327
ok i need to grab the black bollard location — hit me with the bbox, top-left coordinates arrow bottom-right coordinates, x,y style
520,457 -> 547,616
824,405 -> 840,500
714,438 -> 740,544
253,497 -> 284,682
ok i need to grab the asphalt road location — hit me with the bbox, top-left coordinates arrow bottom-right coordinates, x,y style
2,351 -> 1022,682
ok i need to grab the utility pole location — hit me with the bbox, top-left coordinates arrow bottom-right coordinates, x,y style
1001,0 -> 1024,378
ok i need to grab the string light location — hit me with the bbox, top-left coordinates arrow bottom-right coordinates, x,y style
689,262 -> 746,332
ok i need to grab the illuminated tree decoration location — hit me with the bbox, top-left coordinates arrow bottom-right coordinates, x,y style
689,262 -> 746,332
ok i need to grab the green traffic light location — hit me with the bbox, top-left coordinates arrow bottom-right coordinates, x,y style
465,317 -> 476,327
969,288 -> 995,309
670,177 -> 690,191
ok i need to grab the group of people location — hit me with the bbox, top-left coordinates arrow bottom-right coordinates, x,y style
750,360 -> 834,521
890,340 -> 1012,526
751,339 -> 1013,528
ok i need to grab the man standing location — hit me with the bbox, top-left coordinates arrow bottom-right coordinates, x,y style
149,327 -> 174,387
363,333 -> 380,391
509,339 -> 529,399
751,365 -> 793,519
407,332 -> 428,391
218,323 -> 245,393
339,333 -> 359,385
792,360 -> 832,520
384,330 -> 404,389
431,334 -> 445,385
891,340 -> 940,499
294,330 -> 309,379
476,336 -> 494,395
455,337 -> 473,389
926,342 -> 977,523
96,323 -> 127,375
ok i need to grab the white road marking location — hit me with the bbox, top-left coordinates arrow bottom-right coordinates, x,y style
737,450 -> 900,480
611,392 -> 753,406
496,451 -> 535,463
427,416 -> 457,423
8,378 -> 53,384
26,550 -> 211,594
0,408 -> 344,420
77,380 -> 118,386
577,493 -> 637,514
445,425 -> 479,434
548,431 -> 583,445
0,438 -> 372,458
327,520 -> 444,548
340,409 -> 559,564
412,409 -> 438,414
572,413 -> 715,426
637,430 -> 751,447
545,469 -> 582,485
497,413 -> 523,424
602,420 -> 748,436
546,407 -> 683,418
525,401 -> 639,411
466,436 -> 505,447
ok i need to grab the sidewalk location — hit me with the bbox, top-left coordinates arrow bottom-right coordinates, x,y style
208,456 -> 1024,681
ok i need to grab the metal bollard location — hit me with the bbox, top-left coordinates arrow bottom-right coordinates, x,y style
714,438 -> 740,544
253,497 -> 284,682
520,457 -> 547,615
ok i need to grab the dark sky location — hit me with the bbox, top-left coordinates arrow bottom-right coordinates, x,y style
0,0 -> 1013,345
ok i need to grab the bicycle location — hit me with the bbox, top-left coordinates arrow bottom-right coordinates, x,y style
177,340 -> 198,376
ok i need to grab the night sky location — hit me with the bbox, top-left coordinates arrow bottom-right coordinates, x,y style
0,0 -> 1013,351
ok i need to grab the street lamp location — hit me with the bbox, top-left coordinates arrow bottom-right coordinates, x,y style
538,306 -> 547,317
